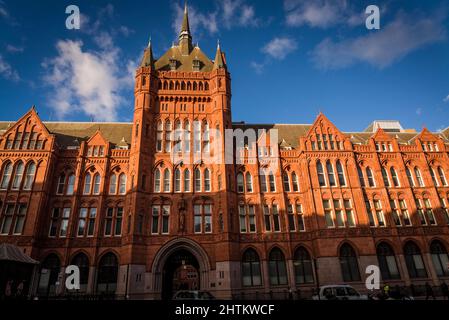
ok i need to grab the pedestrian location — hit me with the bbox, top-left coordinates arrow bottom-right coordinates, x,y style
4,280 -> 13,299
441,282 -> 449,300
425,282 -> 435,300
16,280 -> 25,298
383,283 -> 390,299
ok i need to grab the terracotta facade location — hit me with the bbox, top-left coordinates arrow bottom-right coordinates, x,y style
1,7 -> 449,299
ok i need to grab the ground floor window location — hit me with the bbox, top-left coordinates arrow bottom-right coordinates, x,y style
242,249 -> 262,287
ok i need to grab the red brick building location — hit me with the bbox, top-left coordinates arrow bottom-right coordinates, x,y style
1,6 -> 449,299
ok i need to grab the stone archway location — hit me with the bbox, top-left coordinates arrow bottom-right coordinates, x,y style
151,238 -> 211,299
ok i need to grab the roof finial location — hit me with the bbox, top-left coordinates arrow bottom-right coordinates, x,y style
217,39 -> 220,50
184,0 -> 188,14
147,35 -> 152,48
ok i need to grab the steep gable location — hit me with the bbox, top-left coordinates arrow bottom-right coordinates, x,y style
304,113 -> 346,151
0,107 -> 53,150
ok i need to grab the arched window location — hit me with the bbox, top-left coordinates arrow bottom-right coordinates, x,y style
194,168 -> 201,192
317,161 -> 326,187
430,240 -> 449,277
366,167 -> 375,187
237,173 -> 244,193
294,247 -> 314,284
292,172 -> 299,192
390,167 -> 400,187
336,160 -> 346,186
382,167 -> 390,187
204,169 -> 211,192
164,120 -> 172,153
96,253 -> 118,294
163,169 -> 170,192
57,174 -> 66,194
175,169 -> 181,192
414,167 -> 424,187
156,120 -> 163,152
242,249 -> 262,287
12,161 -> 24,190
93,174 -> 101,195
404,241 -> 427,278
109,174 -> 117,194
377,242 -> 400,280
357,165 -> 365,187
268,248 -> 288,285
38,254 -> 61,296
66,174 -> 75,195
0,162 -> 13,189
70,253 -> 90,291
154,169 -> 161,193
184,169 -> 191,192
438,167 -> 448,186
184,120 -> 191,153
326,161 -> 336,187
283,172 -> 291,192
83,173 -> 92,195
245,172 -> 253,193
268,172 -> 276,192
406,168 -> 415,187
203,122 -> 210,153
174,121 -> 182,152
430,168 -> 439,186
339,243 -> 361,282
118,174 -> 126,194
23,162 -> 36,190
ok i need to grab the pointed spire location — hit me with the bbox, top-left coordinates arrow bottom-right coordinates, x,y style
140,35 -> 154,68
179,1 -> 193,55
181,1 -> 190,34
213,40 -> 226,70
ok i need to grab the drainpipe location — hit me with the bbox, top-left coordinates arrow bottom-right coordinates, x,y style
313,258 -> 320,300
124,264 -> 130,300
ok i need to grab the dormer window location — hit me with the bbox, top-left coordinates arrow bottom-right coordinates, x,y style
193,57 -> 200,71
169,57 -> 177,71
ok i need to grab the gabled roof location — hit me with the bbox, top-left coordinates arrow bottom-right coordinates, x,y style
0,121 -> 132,148
154,45 -> 214,72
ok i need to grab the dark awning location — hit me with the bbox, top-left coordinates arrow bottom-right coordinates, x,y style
0,243 -> 38,264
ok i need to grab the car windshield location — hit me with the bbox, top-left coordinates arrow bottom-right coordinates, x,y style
335,287 -> 347,296
346,287 -> 359,296
176,292 -> 196,299
198,292 -> 214,299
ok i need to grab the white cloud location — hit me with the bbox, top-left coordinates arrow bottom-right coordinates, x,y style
311,13 -> 446,70
222,0 -> 259,28
42,40 -> 133,122
172,2 -> 218,36
284,0 -> 361,28
250,61 -> 264,74
5,44 -> 24,53
41,4 -> 137,121
444,95 -> 449,102
0,54 -> 19,81
262,37 -> 298,60
171,0 -> 259,37
416,108 -> 422,116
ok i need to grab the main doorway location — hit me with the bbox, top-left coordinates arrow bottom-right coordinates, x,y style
162,249 -> 200,300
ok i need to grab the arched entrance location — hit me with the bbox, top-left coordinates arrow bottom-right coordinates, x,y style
162,249 -> 200,299
152,238 -> 211,300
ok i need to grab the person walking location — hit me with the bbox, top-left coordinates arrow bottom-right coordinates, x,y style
382,283 -> 390,299
4,280 -> 13,299
15,280 -> 25,299
425,282 -> 436,300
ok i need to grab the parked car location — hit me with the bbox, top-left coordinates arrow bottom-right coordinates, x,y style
312,285 -> 368,300
173,290 -> 216,300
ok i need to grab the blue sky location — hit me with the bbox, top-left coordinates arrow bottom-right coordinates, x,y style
0,0 -> 448,132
